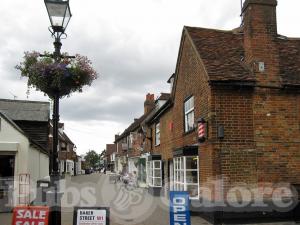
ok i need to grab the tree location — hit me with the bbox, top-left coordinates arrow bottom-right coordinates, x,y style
99,149 -> 106,168
84,150 -> 100,169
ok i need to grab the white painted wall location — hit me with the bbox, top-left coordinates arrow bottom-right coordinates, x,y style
0,115 -> 49,206
66,160 -> 74,176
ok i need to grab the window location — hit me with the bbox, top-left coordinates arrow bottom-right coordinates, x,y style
173,156 -> 199,199
61,142 -> 67,151
147,160 -> 162,187
155,123 -> 160,146
184,96 -> 195,132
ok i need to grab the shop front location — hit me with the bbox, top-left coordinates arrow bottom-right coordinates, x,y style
138,153 -> 150,187
147,154 -> 163,196
172,146 -> 199,199
0,154 -> 15,212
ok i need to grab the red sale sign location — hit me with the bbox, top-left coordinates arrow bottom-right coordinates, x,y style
11,206 -> 49,225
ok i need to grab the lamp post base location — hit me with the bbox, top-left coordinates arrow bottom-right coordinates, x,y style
47,175 -> 63,225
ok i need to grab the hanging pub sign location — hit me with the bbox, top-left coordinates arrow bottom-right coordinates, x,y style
11,206 -> 49,225
197,118 -> 207,143
73,207 -> 110,225
169,191 -> 191,225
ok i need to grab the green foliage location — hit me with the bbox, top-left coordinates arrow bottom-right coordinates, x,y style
16,51 -> 98,99
84,150 -> 100,169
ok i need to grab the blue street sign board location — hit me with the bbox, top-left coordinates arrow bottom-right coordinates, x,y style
169,191 -> 191,225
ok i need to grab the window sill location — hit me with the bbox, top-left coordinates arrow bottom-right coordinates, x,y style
183,128 -> 196,136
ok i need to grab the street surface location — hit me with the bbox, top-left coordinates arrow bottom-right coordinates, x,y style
0,173 -> 297,225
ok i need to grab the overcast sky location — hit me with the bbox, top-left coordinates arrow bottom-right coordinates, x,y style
1,0 -> 299,155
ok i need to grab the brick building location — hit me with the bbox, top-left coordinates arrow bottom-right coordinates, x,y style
50,122 -> 78,176
104,144 -> 117,172
113,94 -> 155,184
144,0 -> 300,222
112,0 -> 300,222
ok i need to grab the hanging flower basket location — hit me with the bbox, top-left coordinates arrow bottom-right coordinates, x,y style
16,51 -> 98,98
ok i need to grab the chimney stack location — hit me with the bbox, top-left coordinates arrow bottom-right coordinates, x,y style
144,93 -> 155,114
242,0 -> 280,86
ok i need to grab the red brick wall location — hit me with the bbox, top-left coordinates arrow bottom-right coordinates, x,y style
150,33 -> 215,184
146,0 -> 300,201
211,86 -> 256,182
243,0 -> 280,86
151,109 -> 173,160
254,89 -> 300,184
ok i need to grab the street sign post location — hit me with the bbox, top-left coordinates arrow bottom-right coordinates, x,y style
169,191 -> 191,225
73,207 -> 109,225
12,206 -> 49,225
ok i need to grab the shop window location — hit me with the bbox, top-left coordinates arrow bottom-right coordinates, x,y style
173,156 -> 199,199
147,160 -> 162,187
184,96 -> 194,132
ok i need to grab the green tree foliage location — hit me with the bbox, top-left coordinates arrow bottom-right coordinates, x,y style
84,150 -> 100,169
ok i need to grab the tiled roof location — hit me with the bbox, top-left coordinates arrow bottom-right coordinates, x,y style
15,121 -> 49,150
185,26 -> 255,82
0,99 -> 50,122
0,99 -> 50,153
278,38 -> 300,86
146,99 -> 172,125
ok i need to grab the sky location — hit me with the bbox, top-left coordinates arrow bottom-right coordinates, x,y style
0,0 -> 300,155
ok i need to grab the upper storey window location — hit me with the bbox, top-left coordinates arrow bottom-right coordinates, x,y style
184,96 -> 194,132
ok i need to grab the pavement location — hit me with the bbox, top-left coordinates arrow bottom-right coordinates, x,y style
0,173 -> 298,225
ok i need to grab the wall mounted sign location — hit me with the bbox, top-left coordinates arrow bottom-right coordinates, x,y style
12,206 -> 49,225
73,207 -> 109,225
197,118 -> 206,143
169,191 -> 191,225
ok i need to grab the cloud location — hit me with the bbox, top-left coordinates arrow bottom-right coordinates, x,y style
1,0 -> 300,154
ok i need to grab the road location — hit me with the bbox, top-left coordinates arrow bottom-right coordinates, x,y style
0,173 -> 297,225
60,173 -> 209,225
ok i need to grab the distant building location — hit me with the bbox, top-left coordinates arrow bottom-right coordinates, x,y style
49,121 -> 78,176
104,144 -> 117,172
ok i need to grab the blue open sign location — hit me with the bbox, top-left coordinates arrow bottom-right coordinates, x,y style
170,191 -> 191,225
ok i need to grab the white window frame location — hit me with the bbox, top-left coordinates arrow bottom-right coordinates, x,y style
155,122 -> 160,146
173,156 -> 199,199
184,96 -> 195,132
147,160 -> 162,187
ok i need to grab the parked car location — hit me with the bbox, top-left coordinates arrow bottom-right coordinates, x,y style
85,168 -> 92,174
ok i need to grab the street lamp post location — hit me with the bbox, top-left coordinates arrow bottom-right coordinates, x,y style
44,1 -> 72,224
